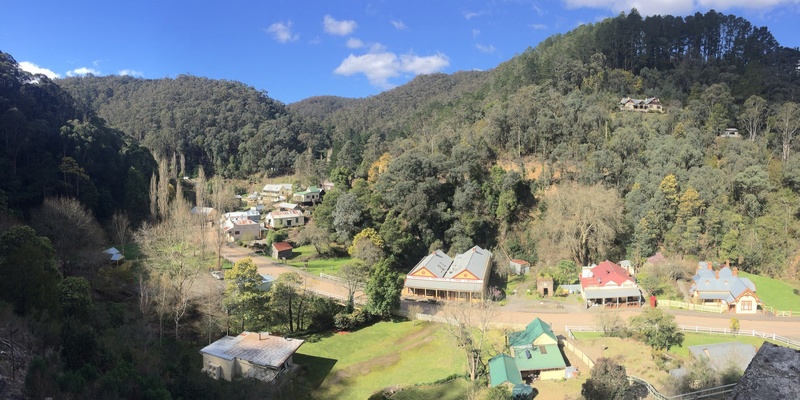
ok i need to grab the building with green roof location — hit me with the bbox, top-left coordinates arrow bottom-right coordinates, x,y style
490,317 -> 569,382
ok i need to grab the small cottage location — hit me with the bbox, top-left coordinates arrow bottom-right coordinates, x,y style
200,332 -> 304,383
509,259 -> 530,275
271,241 -> 293,259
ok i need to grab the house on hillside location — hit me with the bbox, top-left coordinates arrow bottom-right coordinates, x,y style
276,202 -> 301,211
191,206 -> 216,222
200,332 -> 304,382
580,260 -> 642,308
619,97 -> 663,113
103,247 -> 124,263
509,259 -> 530,275
262,183 -> 294,202
292,186 -> 323,204
264,210 -> 304,228
718,128 -> 741,138
404,246 -> 493,302
489,318 -> 568,383
271,241 -> 293,259
222,218 -> 261,242
690,262 -> 760,314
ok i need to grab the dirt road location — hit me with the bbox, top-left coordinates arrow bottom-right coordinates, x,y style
217,246 -> 800,339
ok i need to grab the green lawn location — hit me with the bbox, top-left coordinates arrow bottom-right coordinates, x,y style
389,378 -> 479,400
294,320 -> 464,400
739,272 -> 800,311
288,245 -> 351,276
572,331 -> 780,359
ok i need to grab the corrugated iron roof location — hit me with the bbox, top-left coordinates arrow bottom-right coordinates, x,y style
200,332 -> 304,368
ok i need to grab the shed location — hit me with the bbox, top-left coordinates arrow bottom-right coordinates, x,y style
257,274 -> 276,292
271,241 -> 293,259
536,276 -> 554,297
510,259 -> 530,275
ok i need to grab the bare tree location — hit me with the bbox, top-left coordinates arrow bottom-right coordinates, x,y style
149,172 -> 158,220
439,301 -> 498,381
31,197 -> 106,278
338,262 -> 368,311
111,210 -> 130,256
136,202 -> 209,339
543,183 -> 623,266
209,177 -> 233,269
157,157 -> 170,220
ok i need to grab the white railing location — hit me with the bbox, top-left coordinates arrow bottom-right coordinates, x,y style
658,300 -> 725,313
565,325 -> 800,349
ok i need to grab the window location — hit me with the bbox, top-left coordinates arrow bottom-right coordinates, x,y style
741,301 -> 752,311
234,231 -> 240,235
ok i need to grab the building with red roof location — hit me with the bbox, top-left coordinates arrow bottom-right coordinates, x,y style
579,260 -> 642,308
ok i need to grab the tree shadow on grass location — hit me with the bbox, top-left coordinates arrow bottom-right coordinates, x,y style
294,353 -> 337,389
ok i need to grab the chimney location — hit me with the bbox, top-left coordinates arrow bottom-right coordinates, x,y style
706,262 -> 712,270
715,270 -> 719,279
726,260 -> 730,269
732,267 -> 738,277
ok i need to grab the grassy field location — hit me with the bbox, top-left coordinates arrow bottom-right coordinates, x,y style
295,320 -> 464,400
572,331 -> 776,359
389,379 -> 479,400
288,245 -> 351,276
738,271 -> 800,311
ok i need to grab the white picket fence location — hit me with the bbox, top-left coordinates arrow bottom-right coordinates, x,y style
565,325 -> 800,349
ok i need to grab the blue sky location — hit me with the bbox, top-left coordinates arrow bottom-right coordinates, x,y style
2,1 -> 799,104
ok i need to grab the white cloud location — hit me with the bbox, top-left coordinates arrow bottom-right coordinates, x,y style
334,51 -> 449,89
119,69 -> 144,77
18,61 -> 60,79
476,44 -> 496,53
391,20 -> 408,30
369,42 -> 387,52
267,21 -> 299,43
464,10 -> 487,20
93,59 -> 102,67
530,23 -> 548,30
347,38 -> 365,49
66,67 -> 101,77
472,29 -> 481,38
559,0 -> 799,16
324,15 -> 357,36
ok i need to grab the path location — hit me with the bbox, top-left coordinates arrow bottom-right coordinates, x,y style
216,246 -> 800,339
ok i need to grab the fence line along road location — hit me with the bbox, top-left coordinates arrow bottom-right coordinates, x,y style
565,325 -> 800,349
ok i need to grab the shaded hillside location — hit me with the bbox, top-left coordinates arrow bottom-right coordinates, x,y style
58,75 -> 328,178
0,52 -> 154,220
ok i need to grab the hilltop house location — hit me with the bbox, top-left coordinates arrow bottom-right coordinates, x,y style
264,210 -> 304,228
200,332 -> 303,383
580,260 -> 642,308
690,262 -> 760,314
262,183 -> 293,202
509,259 -> 530,275
404,246 -> 492,302
489,318 -> 568,385
619,97 -> 663,113
292,186 -> 323,204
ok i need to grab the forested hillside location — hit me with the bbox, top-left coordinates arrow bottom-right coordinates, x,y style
58,74 -> 327,178
0,52 -> 154,220
52,10 -> 800,279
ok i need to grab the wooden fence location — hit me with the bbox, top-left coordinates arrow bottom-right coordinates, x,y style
761,305 -> 797,317
562,340 -> 594,369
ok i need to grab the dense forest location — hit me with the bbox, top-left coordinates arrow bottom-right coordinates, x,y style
1,8 -> 800,400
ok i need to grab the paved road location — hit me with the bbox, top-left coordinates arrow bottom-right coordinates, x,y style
216,246 -> 800,339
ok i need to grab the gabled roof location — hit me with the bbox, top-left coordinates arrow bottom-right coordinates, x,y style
277,202 -> 300,210
405,246 -> 492,292
200,332 -> 304,368
688,342 -> 756,372
508,318 -> 557,348
294,186 -> 321,195
489,354 -> 522,387
690,266 -> 757,303
262,183 -> 293,192
580,260 -> 635,289
513,344 -> 567,372
223,210 -> 260,220
272,241 -> 293,252
191,206 -> 215,215
266,210 -> 303,219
